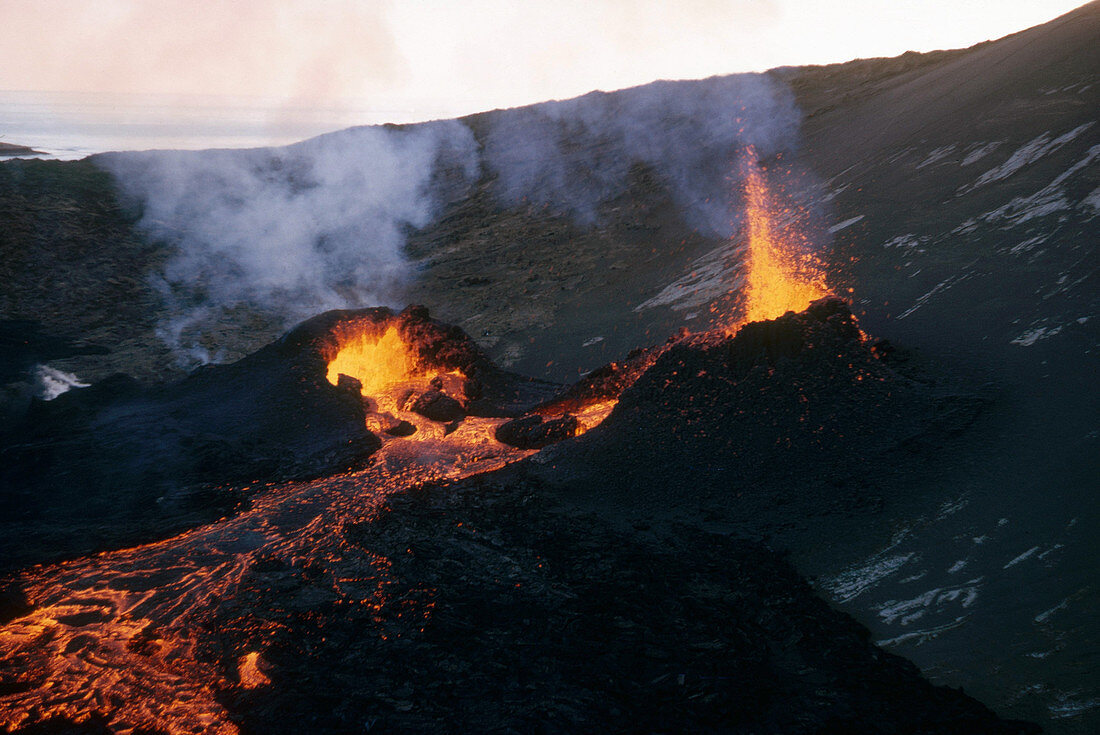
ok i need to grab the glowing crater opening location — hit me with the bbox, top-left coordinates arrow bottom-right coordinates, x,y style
326,325 -> 437,398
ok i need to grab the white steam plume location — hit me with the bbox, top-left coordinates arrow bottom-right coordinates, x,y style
481,73 -> 801,236
98,121 -> 478,362
97,72 -> 802,365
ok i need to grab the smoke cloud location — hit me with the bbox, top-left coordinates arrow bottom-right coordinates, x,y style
99,121 -> 478,362
99,71 -> 802,363
482,72 -> 800,236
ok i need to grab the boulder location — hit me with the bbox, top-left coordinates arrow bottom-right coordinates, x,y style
410,390 -> 466,423
496,413 -> 580,449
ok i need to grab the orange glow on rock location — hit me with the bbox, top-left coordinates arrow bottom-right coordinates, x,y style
238,651 -> 271,690
572,398 -> 618,434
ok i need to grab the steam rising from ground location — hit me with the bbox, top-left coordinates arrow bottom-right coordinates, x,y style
100,122 -> 479,362
99,72 -> 802,363
483,73 -> 800,236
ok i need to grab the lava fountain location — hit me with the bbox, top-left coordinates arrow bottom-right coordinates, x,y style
726,147 -> 829,333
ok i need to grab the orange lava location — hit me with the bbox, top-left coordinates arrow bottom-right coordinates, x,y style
572,399 -> 618,435
0,322 -> 630,732
726,147 -> 829,333
0,428 -> 527,733
237,651 -> 271,690
326,325 -> 443,398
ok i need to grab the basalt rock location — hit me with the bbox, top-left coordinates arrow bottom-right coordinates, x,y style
495,413 -> 581,449
383,419 -> 417,437
201,471 -> 1038,734
410,389 -> 466,423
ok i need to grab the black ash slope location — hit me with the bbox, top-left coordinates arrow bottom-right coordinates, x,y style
203,473 -> 1037,735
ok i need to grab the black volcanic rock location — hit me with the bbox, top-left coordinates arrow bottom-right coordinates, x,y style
383,419 -> 417,437
199,472 -> 1037,734
0,306 -> 565,573
0,302 -> 1036,734
409,389 -> 466,422
529,298 -> 981,530
495,412 -> 581,449
0,331 -> 380,571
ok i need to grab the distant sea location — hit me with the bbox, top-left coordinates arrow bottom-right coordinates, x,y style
0,90 -> 444,160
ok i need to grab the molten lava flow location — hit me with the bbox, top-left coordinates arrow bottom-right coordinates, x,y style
0,324 -> 521,733
0,319 -> 628,733
571,399 -> 618,435
0,427 -> 528,733
727,148 -> 829,333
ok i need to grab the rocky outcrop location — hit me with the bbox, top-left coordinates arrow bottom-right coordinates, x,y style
495,412 -> 581,449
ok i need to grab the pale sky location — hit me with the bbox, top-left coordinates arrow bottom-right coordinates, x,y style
0,0 -> 1087,120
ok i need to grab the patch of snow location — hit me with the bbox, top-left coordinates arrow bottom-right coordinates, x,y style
1011,325 -> 1063,347
1082,185 -> 1100,217
1004,546 -> 1041,569
828,215 -> 864,233
960,123 -> 1095,193
881,233 -> 928,253
877,580 -> 982,626
34,365 -> 90,400
876,616 -> 968,647
987,192 -> 1070,224
958,144 -> 1100,233
977,144 -> 1100,226
820,183 -> 849,203
948,560 -> 968,574
1038,544 -> 1065,561
916,144 -> 957,169
633,241 -> 738,312
937,497 -> 968,518
819,527 -> 918,603
1034,598 -> 1070,624
886,146 -> 916,165
820,551 -> 914,604
1049,693 -> 1100,719
951,217 -> 979,235
961,141 -> 1003,166
1007,234 -> 1049,256
581,336 -> 604,347
896,268 -> 975,320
